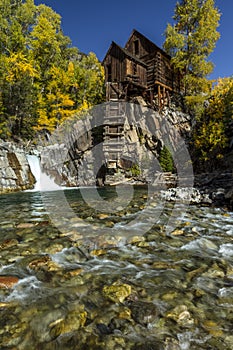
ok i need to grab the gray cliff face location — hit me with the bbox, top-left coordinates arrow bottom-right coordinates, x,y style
0,143 -> 35,193
40,117 -> 95,187
40,100 -> 192,187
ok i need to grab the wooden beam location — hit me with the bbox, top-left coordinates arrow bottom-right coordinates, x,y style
154,80 -> 173,91
158,85 -> 161,110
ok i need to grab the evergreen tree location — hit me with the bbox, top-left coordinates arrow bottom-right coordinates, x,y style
163,0 -> 221,98
159,146 -> 174,173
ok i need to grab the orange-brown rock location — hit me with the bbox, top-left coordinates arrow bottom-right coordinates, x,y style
28,255 -> 51,270
0,238 -> 18,250
0,276 -> 19,289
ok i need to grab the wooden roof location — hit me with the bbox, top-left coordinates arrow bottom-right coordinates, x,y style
102,41 -> 148,67
125,29 -> 171,60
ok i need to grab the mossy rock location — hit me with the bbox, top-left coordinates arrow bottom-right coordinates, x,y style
102,282 -> 131,303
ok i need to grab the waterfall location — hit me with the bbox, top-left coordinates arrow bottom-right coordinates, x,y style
27,154 -> 63,191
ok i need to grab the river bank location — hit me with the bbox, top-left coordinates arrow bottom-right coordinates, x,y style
0,139 -> 232,213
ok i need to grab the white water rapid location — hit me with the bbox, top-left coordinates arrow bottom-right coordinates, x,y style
27,154 -> 63,191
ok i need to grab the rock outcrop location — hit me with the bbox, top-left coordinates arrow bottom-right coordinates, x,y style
40,117 -> 95,186
39,100 -> 193,187
0,142 -> 35,194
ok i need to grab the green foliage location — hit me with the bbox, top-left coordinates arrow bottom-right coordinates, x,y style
75,53 -> 105,107
130,164 -> 141,177
159,146 -> 174,173
0,0 -> 105,139
0,51 -> 39,138
163,0 -> 220,98
193,77 -> 233,167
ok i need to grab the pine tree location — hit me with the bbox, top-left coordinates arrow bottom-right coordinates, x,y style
158,146 -> 174,173
163,0 -> 221,98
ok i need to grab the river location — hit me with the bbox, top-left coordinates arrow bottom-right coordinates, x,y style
0,186 -> 233,349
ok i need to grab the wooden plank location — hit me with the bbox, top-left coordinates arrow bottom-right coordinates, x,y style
109,177 -> 133,186
154,80 -> 173,91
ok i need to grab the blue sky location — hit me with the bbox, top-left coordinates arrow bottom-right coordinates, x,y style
34,0 -> 232,80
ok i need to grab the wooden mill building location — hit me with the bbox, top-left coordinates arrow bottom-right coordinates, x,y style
101,30 -> 181,171
103,29 -> 181,107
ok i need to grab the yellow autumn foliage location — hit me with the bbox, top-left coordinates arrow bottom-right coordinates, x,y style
5,52 -> 38,83
193,77 -> 233,162
0,0 -> 105,138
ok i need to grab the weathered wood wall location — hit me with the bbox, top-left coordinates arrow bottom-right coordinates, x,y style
104,44 -> 147,87
125,31 -> 159,57
104,45 -> 125,83
103,30 -> 183,101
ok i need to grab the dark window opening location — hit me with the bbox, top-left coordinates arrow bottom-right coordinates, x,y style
133,62 -> 137,75
107,64 -> 112,82
134,40 -> 139,56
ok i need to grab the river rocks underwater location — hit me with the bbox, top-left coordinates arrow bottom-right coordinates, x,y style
0,186 -> 233,349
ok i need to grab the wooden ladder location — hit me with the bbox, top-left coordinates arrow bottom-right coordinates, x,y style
103,98 -> 126,168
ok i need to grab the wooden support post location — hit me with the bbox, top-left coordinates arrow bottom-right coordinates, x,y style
163,86 -> 166,99
150,89 -> 153,104
166,90 -> 171,107
162,86 -> 166,109
158,85 -> 161,110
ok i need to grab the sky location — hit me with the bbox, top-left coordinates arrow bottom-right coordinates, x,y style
34,0 -> 232,80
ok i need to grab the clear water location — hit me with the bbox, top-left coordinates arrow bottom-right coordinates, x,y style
0,187 -> 233,349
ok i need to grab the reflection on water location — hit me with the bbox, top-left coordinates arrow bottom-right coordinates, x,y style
0,187 -> 233,349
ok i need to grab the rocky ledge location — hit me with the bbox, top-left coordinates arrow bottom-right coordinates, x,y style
195,172 -> 233,209
159,172 -> 233,210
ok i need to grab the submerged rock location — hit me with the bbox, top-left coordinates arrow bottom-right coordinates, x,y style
132,341 -> 163,350
170,229 -> 185,236
164,337 -> 181,350
202,320 -> 223,337
28,255 -> 54,271
49,318 -> 65,340
201,263 -> 225,279
226,264 -> 233,280
166,305 -> 195,327
0,275 -> 19,289
0,238 -> 18,250
62,304 -> 87,334
128,300 -> 159,325
103,282 -> 132,303
16,223 -> 35,229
